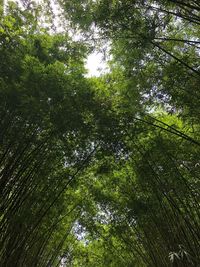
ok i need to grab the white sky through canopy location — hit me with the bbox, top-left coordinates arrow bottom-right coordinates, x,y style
86,52 -> 108,77
5,0 -> 108,77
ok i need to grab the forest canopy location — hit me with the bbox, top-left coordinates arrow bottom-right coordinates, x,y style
0,0 -> 200,266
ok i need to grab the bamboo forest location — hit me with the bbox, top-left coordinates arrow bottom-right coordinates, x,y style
0,0 -> 200,266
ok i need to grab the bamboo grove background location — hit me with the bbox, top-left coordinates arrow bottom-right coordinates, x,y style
0,0 -> 200,266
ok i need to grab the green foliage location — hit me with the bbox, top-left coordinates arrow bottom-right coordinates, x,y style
0,1 -> 200,267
